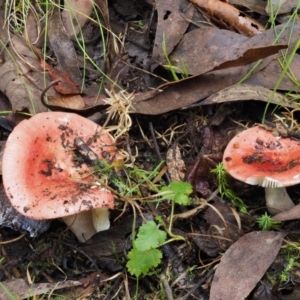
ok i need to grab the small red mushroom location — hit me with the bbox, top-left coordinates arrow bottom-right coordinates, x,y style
222,126 -> 298,215
2,112 -> 120,242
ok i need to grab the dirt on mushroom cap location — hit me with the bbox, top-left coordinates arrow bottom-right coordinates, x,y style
2,112 -> 118,220
222,126 -> 300,186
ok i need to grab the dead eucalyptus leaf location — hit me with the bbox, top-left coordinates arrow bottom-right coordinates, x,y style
23,10 -> 43,47
265,0 -> 299,15
62,0 -> 93,38
273,204 -> 300,221
169,27 -> 286,76
210,231 -> 286,300
47,94 -> 85,110
245,54 -> 300,92
199,84 -> 298,108
152,0 -> 194,62
41,89 -> 107,115
228,0 -> 266,15
132,67 -> 251,114
0,278 -> 81,300
132,22 -> 300,115
0,34 -> 49,114
48,6 -> 82,87
192,199 -> 244,256
190,0 -> 265,37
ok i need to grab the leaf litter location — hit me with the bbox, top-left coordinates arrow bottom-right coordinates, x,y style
0,0 -> 300,299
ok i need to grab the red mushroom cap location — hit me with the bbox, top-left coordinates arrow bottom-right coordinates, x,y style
2,112 -> 117,220
222,126 -> 300,187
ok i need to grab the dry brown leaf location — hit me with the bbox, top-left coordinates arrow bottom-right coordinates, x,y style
41,87 -> 107,115
192,199 -> 244,256
273,204 -> 300,221
245,54 -> 300,92
33,47 -> 80,95
0,34 -> 49,114
169,27 -> 286,76
47,94 -> 85,110
210,231 -> 286,300
265,0 -> 299,15
0,278 -> 81,300
200,84 -> 298,108
166,145 -> 186,181
62,0 -> 93,38
23,9 -> 43,47
228,0 -> 267,15
132,22 -> 300,115
132,67 -> 251,115
152,0 -> 194,62
48,6 -> 82,87
190,0 -> 265,37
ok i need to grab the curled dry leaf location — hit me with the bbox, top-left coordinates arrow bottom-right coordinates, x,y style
35,58 -> 81,95
41,81 -> 107,115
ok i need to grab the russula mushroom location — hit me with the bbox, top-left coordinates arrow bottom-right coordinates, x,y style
222,126 -> 298,215
2,112 -> 120,242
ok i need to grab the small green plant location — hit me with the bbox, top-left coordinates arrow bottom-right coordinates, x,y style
93,159 -> 165,196
162,33 -> 189,81
256,212 -> 281,230
126,220 -> 166,277
280,257 -> 295,282
211,163 -> 248,213
279,243 -> 300,283
126,181 -> 193,278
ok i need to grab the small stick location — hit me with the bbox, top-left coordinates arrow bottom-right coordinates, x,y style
40,79 -> 61,109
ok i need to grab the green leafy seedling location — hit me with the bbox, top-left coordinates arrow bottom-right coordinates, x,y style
127,182 -> 193,278
160,181 -> 192,205
134,220 -> 167,251
126,221 -> 167,277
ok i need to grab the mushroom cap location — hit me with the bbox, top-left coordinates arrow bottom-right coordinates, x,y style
2,112 -> 117,220
222,126 -> 300,187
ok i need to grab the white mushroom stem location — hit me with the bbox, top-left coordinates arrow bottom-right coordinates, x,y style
62,211 -> 97,242
62,208 -> 110,242
265,187 -> 295,215
92,207 -> 110,232
246,176 -> 295,215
